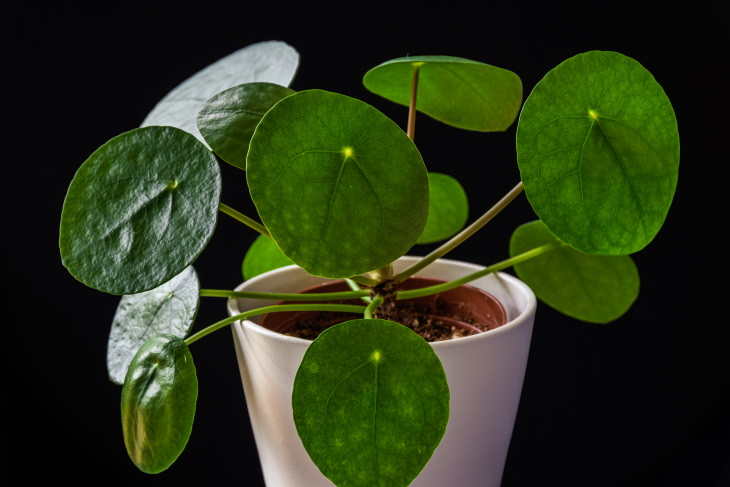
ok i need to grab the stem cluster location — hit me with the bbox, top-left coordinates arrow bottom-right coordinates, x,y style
190,70 -> 561,345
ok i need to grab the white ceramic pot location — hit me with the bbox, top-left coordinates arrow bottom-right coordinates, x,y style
228,256 -> 537,487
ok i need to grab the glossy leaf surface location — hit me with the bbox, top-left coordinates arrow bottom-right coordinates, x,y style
363,55 -> 522,131
142,41 -> 299,144
107,266 -> 200,385
293,319 -> 449,487
60,126 -> 221,295
121,334 -> 197,474
516,51 -> 679,255
417,172 -> 468,244
197,82 -> 295,169
247,90 -> 429,278
242,234 -> 295,280
510,220 -> 640,323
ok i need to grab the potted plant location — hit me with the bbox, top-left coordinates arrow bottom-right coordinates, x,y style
59,40 -> 679,486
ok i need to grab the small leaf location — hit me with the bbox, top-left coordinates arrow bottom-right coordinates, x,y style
510,220 -> 640,323
121,334 -> 198,474
417,172 -> 469,244
242,234 -> 295,280
293,319 -> 449,487
59,126 -> 221,295
363,55 -> 522,131
247,90 -> 429,278
516,51 -> 679,255
197,82 -> 296,169
107,266 -> 200,385
141,41 -> 299,144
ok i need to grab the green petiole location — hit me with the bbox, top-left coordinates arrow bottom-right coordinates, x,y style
185,303 -> 367,346
218,202 -> 270,237
199,289 -> 371,301
364,295 -> 385,319
397,241 -> 563,300
393,181 -> 525,283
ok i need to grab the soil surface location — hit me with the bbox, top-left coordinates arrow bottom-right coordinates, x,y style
277,289 -> 496,342
259,278 -> 507,342
284,306 -> 485,341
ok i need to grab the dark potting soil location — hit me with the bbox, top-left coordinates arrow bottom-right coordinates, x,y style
281,294 -> 493,342
261,277 -> 508,342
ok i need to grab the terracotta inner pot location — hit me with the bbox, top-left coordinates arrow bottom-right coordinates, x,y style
257,277 -> 508,342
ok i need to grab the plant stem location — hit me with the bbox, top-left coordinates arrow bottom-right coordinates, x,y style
345,278 -> 362,292
365,263 -> 394,283
218,202 -> 270,237
396,241 -> 563,300
200,288 -> 371,301
346,278 -> 373,303
393,181 -> 525,283
407,64 -> 421,140
185,303 -> 367,346
364,295 -> 384,319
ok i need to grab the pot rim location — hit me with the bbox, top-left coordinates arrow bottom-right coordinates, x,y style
228,256 -> 537,348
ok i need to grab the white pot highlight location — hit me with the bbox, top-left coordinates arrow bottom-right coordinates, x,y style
228,256 -> 536,487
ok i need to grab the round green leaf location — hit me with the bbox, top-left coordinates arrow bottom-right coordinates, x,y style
141,41 -> 299,144
293,319 -> 449,487
510,220 -> 640,323
247,89 -> 429,278
516,51 -> 680,255
121,334 -> 198,474
60,126 -> 221,295
417,172 -> 469,244
107,266 -> 200,385
363,55 -> 522,131
197,82 -> 295,169
242,234 -> 295,280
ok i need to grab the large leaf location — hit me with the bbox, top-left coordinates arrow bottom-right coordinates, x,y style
363,55 -> 522,131
510,220 -> 640,323
60,126 -> 221,295
247,89 -> 429,278
293,319 -> 449,487
141,41 -> 299,143
121,334 -> 198,474
417,172 -> 468,244
242,234 -> 295,280
197,82 -> 296,169
516,51 -> 679,255
107,266 -> 200,385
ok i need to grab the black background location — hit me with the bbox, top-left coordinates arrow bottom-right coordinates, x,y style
3,2 -> 728,486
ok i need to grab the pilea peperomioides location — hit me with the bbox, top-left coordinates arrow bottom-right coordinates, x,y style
60,41 -> 678,486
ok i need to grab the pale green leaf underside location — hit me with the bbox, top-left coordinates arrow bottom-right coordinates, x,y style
516,50 -> 679,255
417,172 -> 469,244
141,41 -> 299,144
510,220 -> 639,323
59,126 -> 221,295
293,319 -> 449,487
121,334 -> 197,474
247,90 -> 429,278
197,82 -> 296,169
107,266 -> 200,385
242,234 -> 295,280
363,55 -> 522,131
